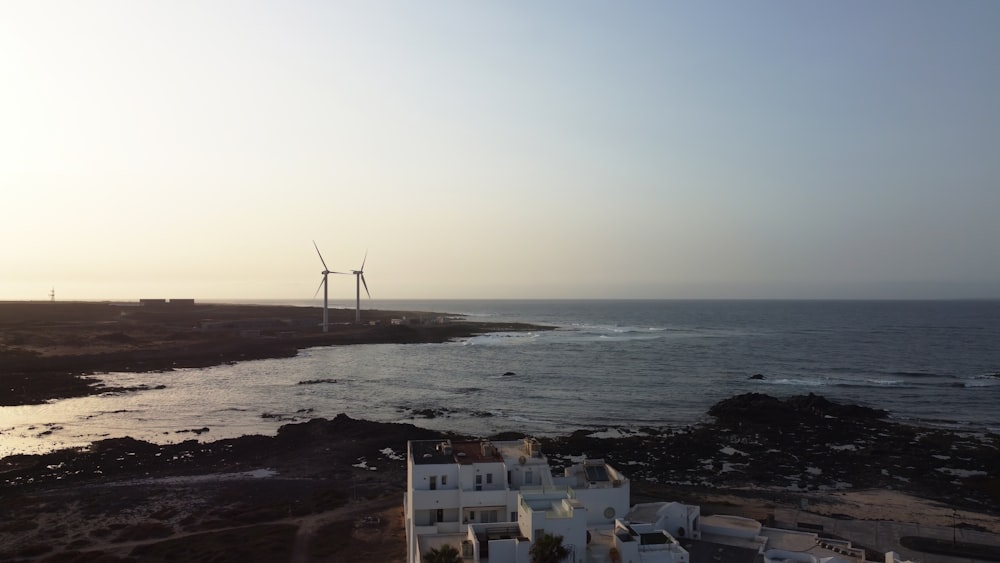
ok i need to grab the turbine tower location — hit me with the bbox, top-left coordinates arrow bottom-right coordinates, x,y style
312,241 -> 345,332
350,251 -> 370,323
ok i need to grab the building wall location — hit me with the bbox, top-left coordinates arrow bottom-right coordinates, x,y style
411,486 -> 461,509
462,505 -> 508,524
488,539 -> 518,562
409,462 -> 460,492
574,484 -> 630,525
459,461 -> 506,492
518,499 -> 588,563
654,502 -> 702,540
506,459 -> 551,488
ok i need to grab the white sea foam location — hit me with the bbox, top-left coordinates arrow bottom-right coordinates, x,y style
936,467 -> 987,478
587,428 -> 650,439
864,378 -> 904,386
380,447 -> 404,460
964,379 -> 1000,388
760,378 -> 825,387
352,458 -> 377,471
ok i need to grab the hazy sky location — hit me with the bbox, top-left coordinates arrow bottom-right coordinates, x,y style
3,1 -> 998,301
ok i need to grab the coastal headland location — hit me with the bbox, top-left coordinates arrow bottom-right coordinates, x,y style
2,302 -> 999,561
0,300 -> 544,406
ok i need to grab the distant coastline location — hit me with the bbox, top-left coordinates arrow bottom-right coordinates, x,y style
0,301 -> 548,406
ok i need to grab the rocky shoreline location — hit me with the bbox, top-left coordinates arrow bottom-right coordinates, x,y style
2,393 -> 998,561
539,393 -> 1000,512
3,303 -> 999,560
0,301 -> 547,406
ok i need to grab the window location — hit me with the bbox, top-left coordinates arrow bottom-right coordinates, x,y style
524,470 -> 533,485
436,509 -> 444,523
486,473 -> 493,484
475,474 -> 482,491
469,511 -> 475,521
429,476 -> 437,490
441,475 -> 447,486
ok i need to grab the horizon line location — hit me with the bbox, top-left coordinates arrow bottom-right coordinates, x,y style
4,296 -> 1000,304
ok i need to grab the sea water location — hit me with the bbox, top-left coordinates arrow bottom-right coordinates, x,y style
2,299 -> 998,457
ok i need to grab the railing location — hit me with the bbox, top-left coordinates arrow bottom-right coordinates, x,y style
519,486 -> 575,498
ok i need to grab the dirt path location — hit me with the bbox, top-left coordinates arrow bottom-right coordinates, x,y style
6,472 -> 1000,562
289,494 -> 404,563
0,473 -> 407,562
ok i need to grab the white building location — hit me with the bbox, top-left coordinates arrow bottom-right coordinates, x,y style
405,438 -> 895,563
612,520 -> 691,563
405,438 -> 631,563
677,512 -> 874,563
627,502 -> 702,541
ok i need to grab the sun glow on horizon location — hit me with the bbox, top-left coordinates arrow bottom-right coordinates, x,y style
2,2 -> 998,301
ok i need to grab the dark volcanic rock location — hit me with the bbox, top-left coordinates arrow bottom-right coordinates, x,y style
708,392 -> 887,426
539,393 -> 999,512
3,395 -> 998,517
1,414 -> 443,489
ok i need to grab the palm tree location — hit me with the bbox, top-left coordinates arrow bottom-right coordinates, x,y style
424,543 -> 461,563
530,532 -> 570,563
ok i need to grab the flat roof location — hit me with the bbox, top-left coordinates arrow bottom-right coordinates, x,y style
702,514 -> 762,531
495,441 -> 548,465
677,537 -> 759,563
410,440 -> 456,465
410,439 -> 504,465
452,441 -> 503,465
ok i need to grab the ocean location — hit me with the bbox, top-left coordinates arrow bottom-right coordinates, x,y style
2,299 -> 999,457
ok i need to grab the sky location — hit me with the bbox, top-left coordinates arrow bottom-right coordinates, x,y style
2,1 -> 999,301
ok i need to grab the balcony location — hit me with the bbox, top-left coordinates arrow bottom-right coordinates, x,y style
409,488 -> 461,511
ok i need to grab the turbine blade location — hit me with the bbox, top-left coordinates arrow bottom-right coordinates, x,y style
313,240 -> 330,272
312,276 -> 326,299
361,273 -> 370,298
360,250 -> 368,272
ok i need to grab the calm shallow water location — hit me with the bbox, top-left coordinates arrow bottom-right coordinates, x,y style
3,299 -> 999,456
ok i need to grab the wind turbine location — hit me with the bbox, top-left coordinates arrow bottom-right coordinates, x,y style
350,251 -> 370,323
312,241 -> 346,332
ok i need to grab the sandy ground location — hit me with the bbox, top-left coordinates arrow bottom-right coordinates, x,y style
0,468 -> 410,562
686,488 -> 1000,534
5,474 -> 1000,562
